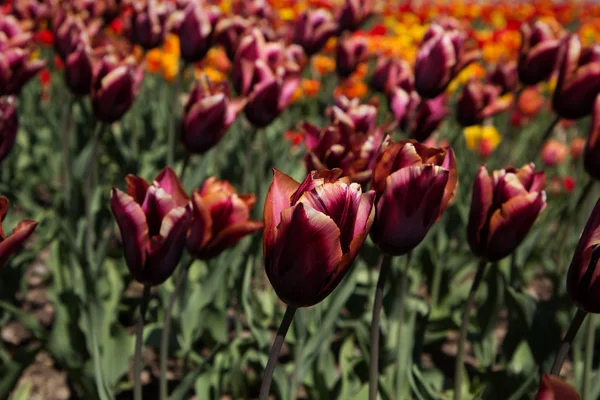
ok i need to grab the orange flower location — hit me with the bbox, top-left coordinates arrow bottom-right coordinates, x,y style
312,55 -> 336,76
334,79 -> 368,99
571,137 -> 586,159
302,79 -> 321,98
518,87 -> 544,117
146,49 -> 162,73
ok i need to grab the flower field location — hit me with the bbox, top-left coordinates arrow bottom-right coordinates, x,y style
3,0 -> 600,399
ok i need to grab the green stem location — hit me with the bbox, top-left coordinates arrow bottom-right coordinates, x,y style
259,306 -> 297,400
574,180 -> 595,213
583,315 -> 596,399
160,259 -> 192,400
369,254 -> 392,400
454,259 -> 488,400
180,153 -> 191,182
395,254 -> 411,396
551,308 -> 588,376
134,285 -> 152,400
430,253 -> 444,309
242,127 -> 258,192
529,115 -> 560,162
504,85 -> 523,138
167,65 -> 185,167
60,96 -> 73,213
289,310 -> 306,400
85,123 -> 105,267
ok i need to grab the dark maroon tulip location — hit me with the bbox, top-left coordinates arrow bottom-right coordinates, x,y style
467,164 -> 546,262
215,16 -> 251,60
187,177 -> 263,259
370,141 -> 457,255
0,47 -> 46,96
336,0 -> 373,33
328,96 -> 378,135
180,79 -> 245,154
263,168 -> 375,307
127,0 -> 170,50
414,24 -> 479,99
91,55 -> 143,123
0,96 -> 18,163
53,13 -> 100,60
487,61 -> 518,95
553,35 -> 600,120
388,86 -> 414,126
0,15 -> 32,48
110,167 -> 191,286
336,35 -> 368,78
584,96 -> 600,180
456,80 -> 511,127
390,89 -> 449,143
518,21 -> 563,86
567,196 -> 600,313
65,42 -> 94,96
0,196 -> 38,269
371,56 -> 412,94
11,0 -> 48,24
171,1 -> 221,63
232,0 -> 273,20
293,8 -> 338,57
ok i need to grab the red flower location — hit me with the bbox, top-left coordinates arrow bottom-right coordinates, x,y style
39,68 -> 51,86
35,29 -> 53,46
563,176 -> 576,193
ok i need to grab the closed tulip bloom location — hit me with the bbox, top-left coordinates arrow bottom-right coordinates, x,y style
65,42 -> 93,96
541,139 -> 569,167
173,1 -> 221,63
0,47 -> 46,96
487,61 -> 518,95
187,178 -> 263,259
110,167 -> 192,286
536,375 -> 580,400
391,91 -> 449,143
264,168 -> 375,307
215,16 -> 250,60
370,141 -> 457,255
53,13 -> 100,60
0,96 -> 18,163
328,96 -> 378,135
127,0 -> 170,50
91,55 -> 143,123
456,80 -> 511,127
336,35 -> 368,78
553,35 -> 600,120
414,24 -> 479,99
180,78 -> 245,154
371,56 -> 412,94
0,196 -> 38,269
336,0 -> 373,33
467,164 -> 546,262
293,8 -> 338,57
584,97 -> 600,180
518,21 -> 563,86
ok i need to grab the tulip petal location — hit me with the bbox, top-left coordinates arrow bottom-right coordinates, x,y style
110,188 -> 149,280
486,191 -> 546,261
142,186 -> 177,237
467,166 -> 494,258
536,375 -> 581,400
126,175 -> 150,205
266,202 -> 343,307
0,220 -> 37,268
264,169 -> 300,251
200,220 -> 263,259
0,196 -> 8,239
440,147 -> 458,214
519,40 -> 561,85
154,167 -> 190,207
585,95 -> 600,180
187,191 -> 213,256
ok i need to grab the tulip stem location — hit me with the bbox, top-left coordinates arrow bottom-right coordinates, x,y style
60,96 -> 73,215
454,259 -> 487,400
134,284 -> 151,400
504,85 -> 523,138
575,180 -> 595,213
180,153 -> 191,182
85,123 -> 105,266
583,314 -> 596,399
530,115 -> 560,162
550,308 -> 588,376
259,305 -> 297,400
167,64 -> 185,167
395,253 -> 411,396
242,127 -> 258,192
159,258 -> 193,400
369,253 -> 392,400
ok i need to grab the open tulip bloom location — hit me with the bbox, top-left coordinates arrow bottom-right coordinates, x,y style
0,196 -> 38,269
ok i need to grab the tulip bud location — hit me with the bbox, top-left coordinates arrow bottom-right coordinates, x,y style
370,141 -> 457,255
263,168 -> 375,307
91,55 -> 143,123
110,167 -> 191,286
487,61 -> 518,95
335,35 -> 368,78
0,196 -> 38,269
541,139 -> 568,167
0,96 -> 18,163
215,16 -> 251,60
0,47 -> 46,96
187,178 -> 263,259
328,96 -> 377,135
65,42 -> 93,96
173,1 -> 221,63
293,8 -> 338,57
127,0 -> 170,50
535,375 -> 580,400
180,78 -> 246,154
414,24 -> 479,99
336,0 -> 373,33
456,80 -> 511,127
371,56 -> 412,94
467,164 -> 546,262
553,35 -> 600,120
584,96 -> 600,180
518,21 -> 563,86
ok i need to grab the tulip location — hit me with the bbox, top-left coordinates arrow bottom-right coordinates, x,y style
0,47 -> 46,96
263,168 -> 375,307
414,24 -> 479,99
172,1 -> 221,63
110,167 -> 191,286
456,80 -> 511,127
65,42 -> 93,96
390,89 -> 448,143
536,375 -> 580,400
0,96 -> 18,163
0,196 -> 38,269
328,96 -> 378,135
541,139 -> 568,167
0,15 -> 32,48
180,78 -> 246,154
553,35 -> 600,120
370,141 -> 457,255
187,177 -> 263,259
336,0 -> 373,33
371,56 -> 412,94
293,8 -> 338,57
53,13 -> 100,60
232,0 -> 273,20
487,61 -> 518,95
215,16 -> 250,60
91,55 -> 143,123
467,164 -> 546,262
335,35 -> 368,78
518,21 -> 563,86
127,0 -> 170,50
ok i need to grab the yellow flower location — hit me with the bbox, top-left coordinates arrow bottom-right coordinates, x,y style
279,8 -> 295,21
196,66 -> 226,83
464,125 -> 502,157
